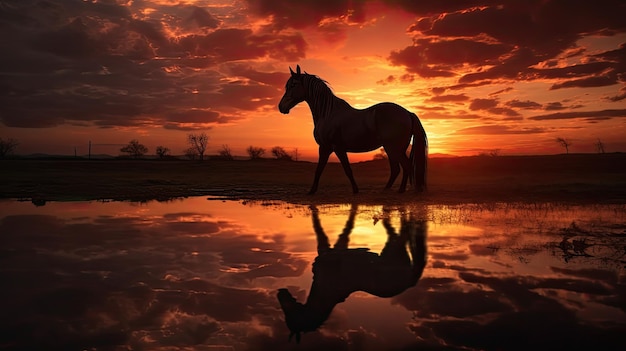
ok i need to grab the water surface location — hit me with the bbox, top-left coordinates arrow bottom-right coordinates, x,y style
1,198 -> 624,350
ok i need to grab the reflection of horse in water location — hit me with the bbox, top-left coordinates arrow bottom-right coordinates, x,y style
278,65 -> 428,194
277,205 -> 427,343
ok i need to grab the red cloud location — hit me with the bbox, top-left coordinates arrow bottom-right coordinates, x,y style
389,38 -> 511,78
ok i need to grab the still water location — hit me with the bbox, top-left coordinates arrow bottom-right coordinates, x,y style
1,197 -> 625,350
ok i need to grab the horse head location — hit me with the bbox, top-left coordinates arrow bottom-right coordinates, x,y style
278,65 -> 307,114
277,288 -> 324,343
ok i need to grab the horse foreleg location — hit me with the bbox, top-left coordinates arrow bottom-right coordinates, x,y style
335,149 -> 358,194
309,146 -> 332,194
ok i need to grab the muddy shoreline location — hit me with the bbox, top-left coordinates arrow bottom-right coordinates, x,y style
2,154 -> 625,205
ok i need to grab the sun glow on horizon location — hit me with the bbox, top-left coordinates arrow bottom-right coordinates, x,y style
1,0 -> 625,158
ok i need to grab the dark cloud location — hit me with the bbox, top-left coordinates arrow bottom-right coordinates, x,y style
426,94 -> 469,103
244,0 -> 368,31
506,99 -> 543,109
607,87 -> 626,101
489,87 -> 514,96
551,75 -> 618,90
0,0 -> 304,129
392,0 -> 494,17
456,125 -> 545,135
389,38 -> 511,78
396,262 -> 625,350
188,6 -> 221,29
419,111 -> 484,120
545,102 -> 567,111
528,108 -> 626,120
176,28 -> 306,62
469,98 -> 498,111
376,73 -> 416,85
227,64 -> 291,88
487,107 -> 522,117
394,286 -> 513,319
166,110 -> 221,124
390,0 -> 626,94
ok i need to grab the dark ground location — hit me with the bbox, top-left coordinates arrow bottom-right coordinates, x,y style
1,153 -> 625,205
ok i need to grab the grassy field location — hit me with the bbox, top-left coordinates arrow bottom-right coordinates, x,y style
1,153 -> 625,205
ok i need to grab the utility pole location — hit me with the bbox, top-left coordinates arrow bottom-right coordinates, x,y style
88,140 -> 91,159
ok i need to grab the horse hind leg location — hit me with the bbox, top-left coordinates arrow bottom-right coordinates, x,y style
408,218 -> 427,279
385,153 -> 401,190
398,153 -> 412,193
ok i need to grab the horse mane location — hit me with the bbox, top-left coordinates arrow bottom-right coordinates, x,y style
302,74 -> 339,121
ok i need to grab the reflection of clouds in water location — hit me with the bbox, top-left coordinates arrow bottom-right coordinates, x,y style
1,201 -> 625,350
0,211 -> 307,350
413,271 -> 624,350
392,240 -> 626,350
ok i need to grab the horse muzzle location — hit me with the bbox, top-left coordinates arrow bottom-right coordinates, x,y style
278,97 -> 293,114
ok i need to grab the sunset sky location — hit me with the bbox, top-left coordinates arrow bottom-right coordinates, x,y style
1,0 -> 625,161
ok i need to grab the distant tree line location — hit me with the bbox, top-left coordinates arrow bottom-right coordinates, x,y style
117,132 -> 298,161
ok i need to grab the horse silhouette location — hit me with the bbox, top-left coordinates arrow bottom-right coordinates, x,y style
278,65 -> 428,194
277,205 -> 427,343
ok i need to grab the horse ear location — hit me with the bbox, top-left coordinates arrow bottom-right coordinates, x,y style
289,66 -> 295,76
296,65 -> 301,75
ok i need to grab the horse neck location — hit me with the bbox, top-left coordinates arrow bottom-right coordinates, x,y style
301,280 -> 348,329
303,78 -> 343,123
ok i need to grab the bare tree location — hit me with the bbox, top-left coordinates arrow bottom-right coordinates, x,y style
247,146 -> 265,160
478,149 -> 501,157
156,146 -> 170,159
218,144 -> 234,160
0,137 -> 19,158
271,146 -> 293,160
187,132 -> 208,160
595,138 -> 605,154
555,137 -> 572,154
120,139 -> 148,158
184,147 -> 198,160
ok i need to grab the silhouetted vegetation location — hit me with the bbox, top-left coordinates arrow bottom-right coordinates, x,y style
247,146 -> 265,160
595,138 -> 606,154
187,133 -> 208,160
0,137 -> 19,158
120,139 -> 148,158
217,144 -> 234,160
271,146 -> 293,160
155,146 -> 170,158
478,149 -> 501,157
556,137 -> 572,154
184,147 -> 199,160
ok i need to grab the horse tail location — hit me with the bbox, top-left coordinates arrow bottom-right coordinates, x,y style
410,113 -> 428,192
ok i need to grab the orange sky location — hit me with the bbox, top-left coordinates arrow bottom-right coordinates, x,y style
1,0 -> 625,161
